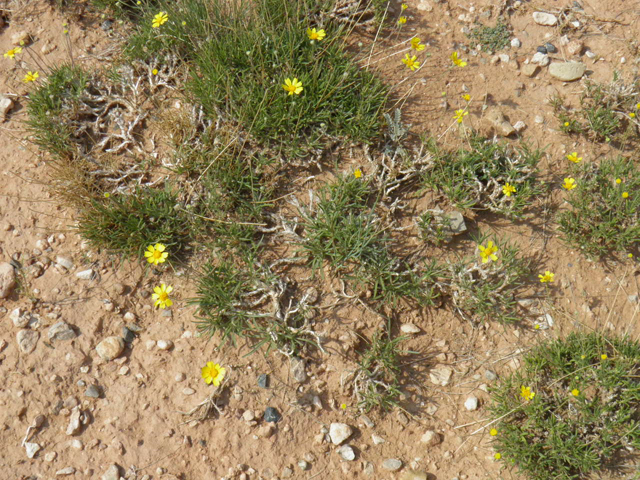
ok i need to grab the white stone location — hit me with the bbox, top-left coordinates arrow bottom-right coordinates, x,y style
420,430 -> 441,446
371,434 -> 385,445
66,407 -> 82,435
0,262 -> 16,298
75,268 -> 94,280
531,52 -> 550,66
96,336 -> 124,361
0,96 -> 14,120
101,464 -> 120,480
533,12 -> 558,26
337,444 -> 355,461
382,459 -> 403,471
464,396 -> 479,411
329,423 -> 354,445
400,323 -> 420,334
549,62 -> 586,81
498,54 -> 510,63
157,340 -> 172,350
55,256 -> 74,270
55,467 -> 76,476
11,308 -> 28,328
17,330 -> 39,354
510,38 -> 521,48
513,120 -> 526,132
25,442 -> 41,458
429,365 -> 453,386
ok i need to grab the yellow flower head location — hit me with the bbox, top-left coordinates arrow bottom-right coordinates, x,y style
600,354 -> 608,360
566,152 -> 582,163
490,428 -> 498,436
307,28 -> 326,41
631,112 -> 636,118
453,109 -> 468,123
23,71 -> 39,83
571,388 -> 580,397
563,177 -> 576,190
401,3 -> 408,10
145,243 -> 169,265
104,192 -> 111,198
629,253 -> 634,258
283,77 -> 303,95
201,362 -> 226,386
152,283 -> 173,309
4,47 -> 23,59
411,37 -> 425,51
152,11 -> 169,28
340,403 -> 347,410
622,191 -> 629,199
534,324 -> 541,330
637,103 -> 640,110
538,271 -> 555,283
462,93 -> 471,101
494,453 -> 502,460
520,385 -> 535,401
616,178 -> 622,184
402,53 -> 420,71
354,169 -> 362,179
564,121 -> 570,127
182,21 -> 187,26
478,241 -> 498,264
152,68 -> 159,75
502,183 -> 516,197
451,51 -> 467,67
398,16 -> 407,25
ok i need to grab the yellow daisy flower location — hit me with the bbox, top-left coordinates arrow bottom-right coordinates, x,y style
402,53 -> 420,71
538,271 -> 555,283
520,385 -> 535,401
145,243 -> 169,265
478,241 -> 498,263
283,77 -> 303,95
563,177 -> 577,190
411,37 -> 425,51
307,28 -> 326,41
23,71 -> 39,83
453,109 -> 468,123
451,51 -> 467,67
502,183 -> 516,197
152,11 -> 168,28
152,283 -> 173,309
201,362 -> 226,386
4,47 -> 23,59
566,152 -> 582,163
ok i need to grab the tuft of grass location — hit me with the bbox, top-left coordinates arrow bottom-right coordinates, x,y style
489,332 -> 640,480
557,157 -> 640,258
77,187 -> 192,260
467,21 -> 511,52
423,135 -> 544,218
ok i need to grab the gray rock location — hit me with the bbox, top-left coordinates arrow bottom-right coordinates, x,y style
549,62 -> 586,81
66,407 -> 82,436
382,459 -> 403,471
0,262 -> 16,298
290,357 -> 307,383
510,38 -> 521,48
544,42 -> 557,53
257,373 -> 269,388
101,464 -> 121,480
122,326 -> 135,343
400,471 -> 428,480
400,323 -> 421,334
297,460 -> 309,470
329,423 -> 353,445
55,467 -> 76,476
485,107 -> 515,137
48,321 -> 76,341
420,430 -> 441,446
533,11 -> 558,26
55,256 -> 74,271
17,330 -> 39,354
75,268 -> 94,280
629,294 -> 638,304
84,385 -> 101,398
522,64 -> 540,77
0,96 -> 14,120
264,406 -> 281,423
464,396 -> 479,411
360,414 -> 375,428
531,52 -> 550,66
372,434 -> 385,445
430,365 -> 453,386
484,370 -> 498,381
337,444 -> 355,461
25,442 -> 41,459
11,308 -> 28,328
95,336 -> 124,361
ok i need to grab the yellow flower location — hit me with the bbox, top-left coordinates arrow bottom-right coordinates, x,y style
453,109 -> 468,123
451,51 -> 467,67
564,121 -> 570,127
4,47 -> 22,59
600,354 -> 608,360
462,94 -> 471,101
182,21 -> 186,26
563,177 -> 576,190
622,191 -> 629,199
534,324 -> 541,330
637,103 -> 640,110
631,112 -> 636,118
571,388 -> 580,397
283,77 -> 303,95
307,28 -> 326,41
401,3 -> 408,10
520,385 -> 535,401
104,192 -> 110,198
616,178 -> 622,184
538,271 -> 555,283
398,16 -> 407,25
580,355 -> 586,359
629,253 -> 634,258
201,362 -> 226,386
23,71 -> 39,83
490,428 -> 498,436
340,403 -> 347,410
411,37 -> 425,51
502,183 -> 516,197
566,152 -> 582,163
152,68 -> 159,75
494,453 -> 502,460
145,243 -> 169,265
402,53 -> 420,71
478,241 -> 498,264
152,11 -> 169,28
354,169 -> 362,179
152,283 -> 173,309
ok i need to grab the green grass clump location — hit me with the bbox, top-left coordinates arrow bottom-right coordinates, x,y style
467,21 -> 511,52
557,157 -> 640,258
77,187 -> 192,260
489,332 -> 640,480
423,135 -> 544,218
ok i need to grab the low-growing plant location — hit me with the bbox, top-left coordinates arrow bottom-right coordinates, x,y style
557,157 -> 640,258
489,332 -> 640,480
423,135 -> 544,218
467,21 -> 511,52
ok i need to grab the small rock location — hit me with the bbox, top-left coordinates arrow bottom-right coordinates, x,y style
66,407 -> 82,436
549,61 -> 586,81
417,0 -> 433,12
243,410 -> 255,422
0,96 -> 14,121
157,340 -> 172,350
420,430 -> 441,446
0,262 -> 16,298
533,11 -> 558,26
122,326 -> 135,343
264,407 -> 281,423
544,42 -> 557,53
70,439 -> 83,450
498,53 -> 510,63
484,370 -> 498,381
290,356 -> 307,383
182,387 -> 195,395
382,459 -> 403,471
371,434 -> 385,445
329,423 -> 353,445
118,366 -> 129,376
75,268 -> 94,280
17,329 -> 39,354
11,31 -> 30,45
41,42 -> 56,54
464,396 -> 479,411
522,63 -> 540,77
535,115 -> 545,124
337,444 -> 356,461
510,38 -> 521,48
48,321 -> 76,341
257,373 -> 269,388
45,451 -> 58,462
536,46 -> 548,54
101,464 -> 121,480
513,120 -> 526,132
400,471 -> 428,480
55,467 -> 76,476
25,442 -> 41,459
96,336 -> 124,361
585,50 -> 596,59
485,107 -> 515,137
628,294 -> 638,304
32,414 -> 45,428
55,256 -> 74,271
567,40 -> 584,56
531,52 -> 550,66
257,424 -> 275,438
281,466 -> 293,478
400,323 -> 420,334
11,308 -> 28,328
84,385 -> 101,398
429,365 -> 453,386
360,415 -> 375,428
297,460 -> 309,471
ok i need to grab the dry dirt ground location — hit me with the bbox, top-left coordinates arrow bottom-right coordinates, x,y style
1,0 -> 640,479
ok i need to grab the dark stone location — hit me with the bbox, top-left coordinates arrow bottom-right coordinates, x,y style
536,46 -> 548,54
257,373 -> 269,389
84,385 -> 101,398
544,42 -> 557,53
122,327 -> 135,344
264,407 -> 281,423
101,20 -> 113,31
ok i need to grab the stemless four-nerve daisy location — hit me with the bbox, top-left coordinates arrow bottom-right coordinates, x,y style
478,241 -> 498,263
23,71 -> 39,83
202,362 -> 226,386
520,385 -> 536,401
451,51 -> 467,67
502,183 -> 516,197
307,28 -> 326,41
567,152 -> 582,163
152,283 -> 173,309
282,77 -> 303,95
411,37 -> 425,51
453,109 -> 468,123
562,177 -> 577,190
145,243 -> 169,265
152,11 -> 169,28
539,270 -> 555,283
402,53 -> 420,71
354,169 -> 362,179
397,16 -> 407,25
4,47 -> 22,59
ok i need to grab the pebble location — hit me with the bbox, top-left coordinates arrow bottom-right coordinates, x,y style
157,340 -> 173,350
549,61 -> 586,81
544,42 -> 557,53
11,31 -> 30,45
513,120 -> 526,132
484,370 -> 498,381
464,396 -> 479,411
329,423 -> 353,445
70,439 -> 83,450
41,42 -> 56,54
629,295 -> 638,304
182,387 -> 195,395
522,64 -> 540,77
536,46 -> 548,54
17,329 -> 39,354
0,96 -> 14,120
535,115 -> 545,124
510,38 -> 521,48
75,268 -> 94,280
118,366 -> 129,376
55,467 -> 76,476
429,365 -> 453,386
48,321 -> 77,342
585,50 -> 596,59
371,434 -> 385,445
360,414 -> 375,428
400,471 -> 428,480
66,407 -> 82,435
96,336 -> 125,361
382,459 -> 403,471
55,256 -> 74,271
264,407 -> 281,423
533,11 -> 558,26
257,424 -> 275,438
101,464 -> 120,480
11,308 -> 28,328
84,385 -> 101,398
290,357 -> 307,383
400,323 -> 420,334
297,460 -> 309,470
420,430 -> 441,446
145,340 -> 156,350
25,442 -> 41,459
337,444 -> 355,461
122,326 -> 135,343
567,40 -> 584,56
485,107 -> 515,137
531,52 -> 550,66
257,373 -> 269,388
498,53 -> 510,63
175,373 -> 186,382
45,451 -> 58,462
0,262 -> 16,298
243,410 -> 255,422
